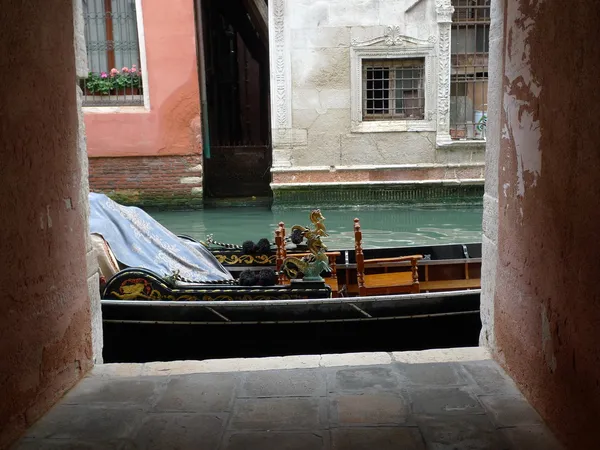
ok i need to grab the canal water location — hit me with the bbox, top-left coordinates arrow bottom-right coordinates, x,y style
150,205 -> 483,249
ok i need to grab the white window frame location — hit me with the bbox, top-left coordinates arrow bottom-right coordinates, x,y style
351,39 -> 436,133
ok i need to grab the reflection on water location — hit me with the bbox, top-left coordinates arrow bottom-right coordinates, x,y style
150,206 -> 483,249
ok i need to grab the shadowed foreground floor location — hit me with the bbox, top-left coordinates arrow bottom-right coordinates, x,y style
13,348 -> 563,449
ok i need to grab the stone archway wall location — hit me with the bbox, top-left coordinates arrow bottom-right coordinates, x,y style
483,0 -> 600,448
0,1 -> 100,447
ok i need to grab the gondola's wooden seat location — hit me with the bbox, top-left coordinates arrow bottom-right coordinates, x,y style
275,222 -> 340,297
354,218 -> 423,296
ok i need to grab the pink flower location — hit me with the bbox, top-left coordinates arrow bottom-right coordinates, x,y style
121,67 -> 130,73
130,65 -> 138,73
110,68 -> 119,77
100,71 -> 108,78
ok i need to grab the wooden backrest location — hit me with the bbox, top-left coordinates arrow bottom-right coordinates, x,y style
354,218 -> 423,293
353,218 -> 366,290
275,221 -> 287,284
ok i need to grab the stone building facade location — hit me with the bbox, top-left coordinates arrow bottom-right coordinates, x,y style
269,0 -> 487,206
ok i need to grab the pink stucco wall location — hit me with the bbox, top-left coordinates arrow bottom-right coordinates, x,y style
85,0 -> 201,158
494,0 -> 600,448
0,1 -> 93,448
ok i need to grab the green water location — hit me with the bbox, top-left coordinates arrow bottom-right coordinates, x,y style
150,205 -> 483,250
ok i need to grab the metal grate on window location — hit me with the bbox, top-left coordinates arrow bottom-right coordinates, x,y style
450,0 -> 490,140
80,0 -> 143,107
362,58 -> 425,121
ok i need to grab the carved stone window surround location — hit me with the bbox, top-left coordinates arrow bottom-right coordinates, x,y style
351,37 -> 436,134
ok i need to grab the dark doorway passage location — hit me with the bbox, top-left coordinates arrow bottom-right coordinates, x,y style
197,0 -> 272,205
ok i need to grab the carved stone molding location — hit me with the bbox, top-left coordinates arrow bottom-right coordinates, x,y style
352,26 -> 435,48
269,0 -> 292,166
436,0 -> 454,144
436,0 -> 455,23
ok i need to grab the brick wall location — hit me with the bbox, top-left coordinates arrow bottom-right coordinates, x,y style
89,155 -> 203,209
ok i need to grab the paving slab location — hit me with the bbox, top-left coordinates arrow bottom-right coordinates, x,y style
410,387 -> 485,416
132,413 -> 225,449
61,377 -> 165,407
501,425 -> 564,450
239,369 -> 325,398
153,373 -> 237,412
478,395 -> 543,428
222,431 -> 328,450
461,361 -> 521,395
396,362 -> 470,387
24,405 -> 144,441
330,366 -> 400,393
229,397 -> 325,431
330,394 -> 410,426
331,427 -> 426,450
417,414 -> 510,450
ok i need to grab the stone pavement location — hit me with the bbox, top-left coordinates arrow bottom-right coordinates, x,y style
12,348 -> 563,450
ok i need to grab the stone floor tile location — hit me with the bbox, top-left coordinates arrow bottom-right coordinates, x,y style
61,377 -> 164,406
229,397 -> 324,430
501,425 -> 564,450
410,387 -> 485,416
222,431 -> 328,450
331,394 -> 409,425
239,369 -> 325,398
24,405 -> 144,441
153,373 -> 236,412
479,395 -> 543,428
417,414 -> 511,450
331,366 -> 399,393
133,413 -> 225,449
461,362 -> 520,395
396,362 -> 469,387
331,427 -> 426,450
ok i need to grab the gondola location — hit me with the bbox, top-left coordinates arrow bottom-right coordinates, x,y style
91,193 -> 482,361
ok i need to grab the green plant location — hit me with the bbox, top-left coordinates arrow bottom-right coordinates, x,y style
85,65 -> 142,94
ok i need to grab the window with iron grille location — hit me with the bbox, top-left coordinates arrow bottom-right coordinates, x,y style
81,0 -> 143,107
450,0 -> 490,140
362,59 -> 425,121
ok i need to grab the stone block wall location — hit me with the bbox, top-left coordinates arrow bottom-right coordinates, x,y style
89,155 -> 203,209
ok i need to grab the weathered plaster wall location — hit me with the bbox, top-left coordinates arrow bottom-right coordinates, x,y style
479,0 -> 503,350
491,0 -> 600,447
0,0 -> 94,447
270,0 -> 485,191
73,0 -> 103,365
84,0 -> 201,158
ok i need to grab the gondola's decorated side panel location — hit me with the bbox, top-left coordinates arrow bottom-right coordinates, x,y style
211,249 -> 277,267
102,268 -> 332,301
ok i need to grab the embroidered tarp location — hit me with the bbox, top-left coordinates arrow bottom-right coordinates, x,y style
89,193 -> 233,283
